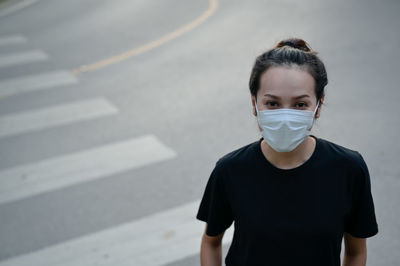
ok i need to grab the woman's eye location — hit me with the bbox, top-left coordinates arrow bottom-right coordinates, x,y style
266,101 -> 278,108
295,102 -> 307,108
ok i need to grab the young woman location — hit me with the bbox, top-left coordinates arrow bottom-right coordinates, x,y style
196,38 -> 378,266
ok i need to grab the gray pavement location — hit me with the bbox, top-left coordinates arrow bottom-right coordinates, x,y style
0,0 -> 399,265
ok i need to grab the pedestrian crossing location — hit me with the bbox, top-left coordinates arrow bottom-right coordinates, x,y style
0,35 -> 27,46
0,134 -> 177,204
0,49 -> 48,68
0,200 -> 234,266
0,97 -> 118,138
0,32 -> 210,265
0,70 -> 78,98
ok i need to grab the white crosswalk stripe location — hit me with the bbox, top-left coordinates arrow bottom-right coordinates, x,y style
0,200 -> 234,266
0,98 -> 118,138
0,70 -> 78,98
0,50 -> 48,68
0,134 -> 177,205
0,35 -> 27,46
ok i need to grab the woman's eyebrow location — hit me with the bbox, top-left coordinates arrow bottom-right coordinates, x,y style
264,94 -> 280,99
263,94 -> 310,99
294,94 -> 310,99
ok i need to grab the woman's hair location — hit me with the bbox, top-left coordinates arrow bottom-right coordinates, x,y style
249,38 -> 328,102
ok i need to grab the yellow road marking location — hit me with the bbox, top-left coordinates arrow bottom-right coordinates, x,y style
71,0 -> 218,75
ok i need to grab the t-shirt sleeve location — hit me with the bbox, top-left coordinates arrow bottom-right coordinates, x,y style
196,162 -> 234,236
344,152 -> 379,238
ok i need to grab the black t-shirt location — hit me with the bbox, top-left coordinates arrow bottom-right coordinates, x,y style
196,135 -> 378,266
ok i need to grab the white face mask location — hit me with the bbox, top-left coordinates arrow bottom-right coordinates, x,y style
255,98 -> 320,152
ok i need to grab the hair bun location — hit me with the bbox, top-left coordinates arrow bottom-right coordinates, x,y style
275,38 -> 313,52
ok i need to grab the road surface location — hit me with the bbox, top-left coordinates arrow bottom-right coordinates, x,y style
0,0 -> 399,265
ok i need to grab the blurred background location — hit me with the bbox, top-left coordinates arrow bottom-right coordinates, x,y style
0,0 -> 398,265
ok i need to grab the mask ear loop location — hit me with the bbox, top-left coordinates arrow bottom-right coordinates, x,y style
313,100 -> 320,117
308,100 -> 320,130
254,95 -> 259,114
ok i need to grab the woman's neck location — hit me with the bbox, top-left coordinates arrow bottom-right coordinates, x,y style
261,136 -> 316,170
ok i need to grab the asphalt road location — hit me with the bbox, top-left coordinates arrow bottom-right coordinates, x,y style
0,0 -> 399,265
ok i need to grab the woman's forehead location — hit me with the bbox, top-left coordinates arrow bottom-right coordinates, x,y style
258,66 -> 316,98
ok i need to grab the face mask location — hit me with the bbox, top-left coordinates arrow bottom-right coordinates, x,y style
255,98 -> 320,152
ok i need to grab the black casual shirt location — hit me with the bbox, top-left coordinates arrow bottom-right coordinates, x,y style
196,135 -> 378,266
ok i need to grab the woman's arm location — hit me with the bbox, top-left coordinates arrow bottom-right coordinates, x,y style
342,232 -> 367,266
200,224 -> 225,266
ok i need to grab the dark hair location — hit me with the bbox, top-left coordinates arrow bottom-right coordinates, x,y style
249,38 -> 328,102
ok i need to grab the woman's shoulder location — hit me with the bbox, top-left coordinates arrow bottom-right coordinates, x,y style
214,138 -> 260,170
316,137 -> 367,169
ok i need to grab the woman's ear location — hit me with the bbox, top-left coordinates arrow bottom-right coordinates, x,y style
315,95 -> 325,118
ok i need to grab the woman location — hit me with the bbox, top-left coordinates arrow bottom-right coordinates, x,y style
196,38 -> 378,266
